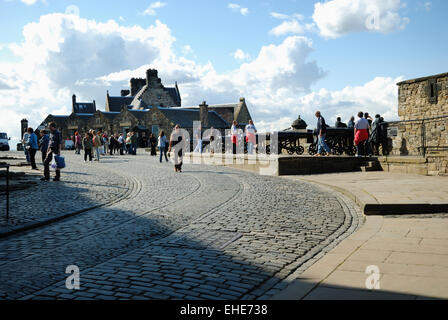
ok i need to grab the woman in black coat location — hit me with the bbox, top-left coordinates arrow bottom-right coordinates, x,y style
149,133 -> 157,156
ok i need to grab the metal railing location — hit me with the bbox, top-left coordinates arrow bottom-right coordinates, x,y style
0,164 -> 10,221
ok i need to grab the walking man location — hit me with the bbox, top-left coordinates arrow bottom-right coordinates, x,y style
41,122 -> 62,182
315,111 -> 331,156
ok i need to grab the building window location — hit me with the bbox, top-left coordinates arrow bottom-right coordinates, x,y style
427,79 -> 438,104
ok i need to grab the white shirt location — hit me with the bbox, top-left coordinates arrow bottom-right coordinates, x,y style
354,118 -> 370,130
158,135 -> 167,148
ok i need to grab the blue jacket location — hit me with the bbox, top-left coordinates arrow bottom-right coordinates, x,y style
27,133 -> 39,150
40,134 -> 50,153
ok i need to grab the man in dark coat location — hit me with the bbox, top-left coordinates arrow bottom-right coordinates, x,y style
41,122 -> 62,182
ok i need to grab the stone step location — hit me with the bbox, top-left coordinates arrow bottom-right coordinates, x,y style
360,160 -> 382,172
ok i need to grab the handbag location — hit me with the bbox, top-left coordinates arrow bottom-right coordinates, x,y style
54,155 -> 66,169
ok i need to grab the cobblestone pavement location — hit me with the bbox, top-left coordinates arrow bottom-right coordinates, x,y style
0,151 -> 359,300
0,151 -> 131,229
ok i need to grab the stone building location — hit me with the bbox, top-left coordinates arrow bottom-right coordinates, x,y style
39,68 -> 253,146
385,72 -> 448,175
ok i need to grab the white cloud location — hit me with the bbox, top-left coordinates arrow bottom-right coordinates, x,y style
0,11 -> 401,150
0,10 -> 326,147
232,49 -> 251,61
182,45 -> 193,55
270,20 -> 305,36
228,3 -> 249,16
424,2 -> 432,12
269,12 -> 314,36
143,2 -> 167,16
20,0 -> 38,5
297,76 -> 403,127
312,0 -> 410,38
270,12 -> 290,20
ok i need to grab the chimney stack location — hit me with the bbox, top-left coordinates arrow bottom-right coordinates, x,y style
121,89 -> 130,97
21,119 -> 28,136
199,101 -> 209,128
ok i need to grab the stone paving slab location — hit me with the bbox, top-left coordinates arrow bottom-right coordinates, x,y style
285,172 -> 448,215
273,215 -> 448,300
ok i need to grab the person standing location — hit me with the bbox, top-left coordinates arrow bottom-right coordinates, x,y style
92,130 -> 101,161
103,131 -> 109,155
231,120 -> 240,154
125,132 -> 131,154
354,111 -> 370,157
22,130 -> 31,163
193,125 -> 203,154
130,131 -> 138,155
39,129 -> 50,164
169,125 -> 185,172
347,116 -> 355,129
315,111 -> 331,156
74,132 -> 82,154
149,133 -> 157,156
41,122 -> 62,182
245,120 -> 257,154
26,128 -> 39,170
158,131 -> 169,162
364,113 -> 373,156
369,114 -> 382,156
118,133 -> 124,155
109,135 -> 115,155
82,132 -> 93,162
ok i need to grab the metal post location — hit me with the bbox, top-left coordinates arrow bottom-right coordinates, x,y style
6,166 -> 9,221
421,120 -> 426,158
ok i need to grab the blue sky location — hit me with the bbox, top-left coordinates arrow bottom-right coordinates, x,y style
0,0 -> 447,145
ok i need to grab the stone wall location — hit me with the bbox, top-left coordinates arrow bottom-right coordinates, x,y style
387,72 -> 448,175
138,70 -> 180,108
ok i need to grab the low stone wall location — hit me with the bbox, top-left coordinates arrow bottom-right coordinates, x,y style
184,154 -> 370,176
378,155 -> 448,176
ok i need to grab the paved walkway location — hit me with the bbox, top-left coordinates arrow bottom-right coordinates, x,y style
0,151 -> 358,300
274,173 -> 448,300
292,172 -> 448,215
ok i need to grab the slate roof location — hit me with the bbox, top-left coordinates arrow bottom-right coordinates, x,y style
107,96 -> 134,112
100,111 -> 120,120
178,103 -> 238,109
130,84 -> 181,109
73,103 -> 95,114
158,108 -> 228,128
166,87 -> 181,106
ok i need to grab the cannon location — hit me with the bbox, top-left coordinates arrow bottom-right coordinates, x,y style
308,128 -> 356,156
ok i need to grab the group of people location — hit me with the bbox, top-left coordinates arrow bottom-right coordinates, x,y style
21,122 -> 62,181
315,111 -> 386,157
73,130 -> 141,162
